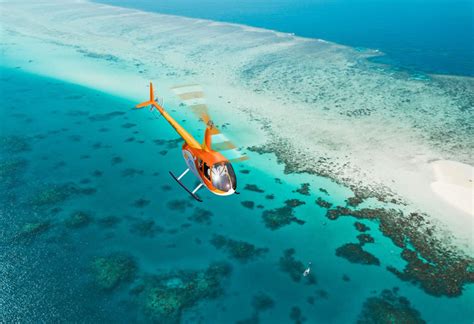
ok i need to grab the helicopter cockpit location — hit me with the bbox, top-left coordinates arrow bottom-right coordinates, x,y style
210,161 -> 237,192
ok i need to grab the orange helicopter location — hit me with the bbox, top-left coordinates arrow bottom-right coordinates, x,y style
136,82 -> 248,202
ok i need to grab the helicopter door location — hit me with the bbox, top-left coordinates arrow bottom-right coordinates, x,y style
203,162 -> 211,180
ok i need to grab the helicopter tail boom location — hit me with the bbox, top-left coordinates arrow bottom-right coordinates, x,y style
136,82 -> 201,150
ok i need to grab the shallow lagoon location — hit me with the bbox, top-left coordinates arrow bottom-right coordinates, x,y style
1,67 -> 473,322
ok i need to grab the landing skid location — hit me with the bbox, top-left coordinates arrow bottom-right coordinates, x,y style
169,171 -> 203,202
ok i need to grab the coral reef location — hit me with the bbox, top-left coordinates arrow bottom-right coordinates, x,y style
326,207 -> 474,297
15,221 -> 51,241
357,288 -> 425,324
252,293 -> 275,312
0,135 -> 31,153
0,158 -> 28,187
354,221 -> 370,232
210,234 -> 268,263
132,198 -> 150,208
241,201 -> 255,209
138,262 -> 231,323
97,215 -> 121,228
167,199 -> 192,213
261,200 -> 305,230
318,188 -> 329,195
88,111 -> 125,122
29,183 -> 91,207
90,254 -> 137,290
290,306 -> 306,324
285,199 -> 305,208
279,249 -> 316,284
65,211 -> 93,228
153,138 -> 182,149
111,156 -> 123,165
130,219 -> 164,238
187,207 -> 213,225
335,243 -> 380,266
357,233 -> 375,245
121,168 -> 144,177
295,183 -> 310,196
315,197 -> 332,209
244,184 -> 265,193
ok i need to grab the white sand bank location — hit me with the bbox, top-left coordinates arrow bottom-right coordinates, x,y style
431,160 -> 473,217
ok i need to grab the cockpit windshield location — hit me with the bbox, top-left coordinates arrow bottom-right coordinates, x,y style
211,162 -> 237,192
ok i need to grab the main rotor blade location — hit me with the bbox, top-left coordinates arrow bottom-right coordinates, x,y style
171,84 -> 211,124
171,84 -> 249,163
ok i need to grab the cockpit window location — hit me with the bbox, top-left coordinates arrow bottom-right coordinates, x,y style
211,162 -> 236,192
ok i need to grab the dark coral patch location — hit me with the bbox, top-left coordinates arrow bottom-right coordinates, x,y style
88,111 -> 125,122
90,254 -> 137,291
122,168 -> 144,177
0,135 -> 31,153
354,221 -> 370,232
97,216 -> 121,228
241,201 -> 255,209
335,243 -> 380,266
29,183 -> 83,207
357,233 -> 375,245
316,289 -> 329,299
138,262 -> 231,323
167,199 -> 192,213
315,197 -> 332,208
244,184 -> 265,193
121,122 -> 136,128
265,194 -> 275,200
92,170 -> 103,177
153,138 -> 182,149
130,219 -> 163,238
0,158 -> 28,187
161,185 -> 172,191
65,211 -> 93,228
319,188 -> 329,195
111,156 -> 123,165
279,249 -> 316,285
290,306 -> 306,324
240,169 -> 251,174
132,198 -> 150,208
210,234 -> 268,263
262,204 -> 305,230
295,183 -> 310,196
68,135 -> 82,142
252,293 -> 275,312
285,199 -> 305,208
15,221 -> 51,241
188,207 -> 213,225
346,195 -> 364,207
357,288 -> 425,324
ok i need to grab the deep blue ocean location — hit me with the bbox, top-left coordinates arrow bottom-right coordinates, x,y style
97,0 -> 474,76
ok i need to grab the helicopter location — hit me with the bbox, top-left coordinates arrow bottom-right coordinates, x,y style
136,82 -> 248,202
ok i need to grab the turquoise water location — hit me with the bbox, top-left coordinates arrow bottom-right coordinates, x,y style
1,67 -> 473,322
96,0 -> 474,76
